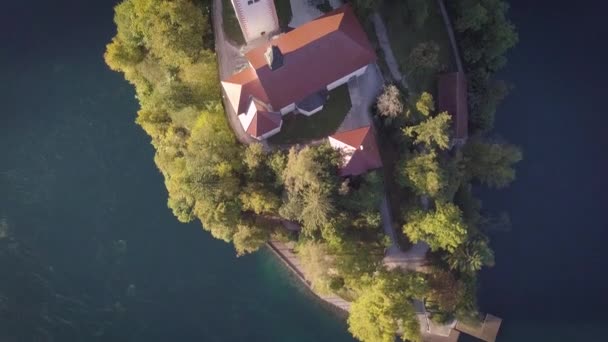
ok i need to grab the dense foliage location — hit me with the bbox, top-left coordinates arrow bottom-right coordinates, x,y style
105,0 -> 520,340
448,0 -> 519,132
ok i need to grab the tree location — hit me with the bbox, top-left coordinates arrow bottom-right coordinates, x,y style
397,151 -> 447,198
376,84 -> 404,119
415,91 -> 435,117
243,142 -> 265,170
445,238 -> 495,274
233,222 -> 271,256
406,0 -> 429,29
404,111 -> 451,150
281,145 -> 340,233
454,1 -> 488,32
239,183 -> 281,215
403,202 -> 468,252
463,140 -> 522,188
425,269 -> 463,320
407,42 -> 440,86
297,241 -> 336,294
348,271 -> 425,342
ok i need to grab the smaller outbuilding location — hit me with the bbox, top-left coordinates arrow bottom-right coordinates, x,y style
238,99 -> 282,140
329,126 -> 383,177
438,71 -> 468,146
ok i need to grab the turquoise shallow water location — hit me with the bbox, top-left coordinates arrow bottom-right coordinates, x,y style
1,1 -> 607,341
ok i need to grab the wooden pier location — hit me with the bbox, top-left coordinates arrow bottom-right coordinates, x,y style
454,314 -> 503,342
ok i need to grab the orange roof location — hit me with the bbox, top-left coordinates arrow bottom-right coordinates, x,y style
246,110 -> 282,138
223,5 -> 376,112
222,67 -> 270,115
330,126 -> 382,176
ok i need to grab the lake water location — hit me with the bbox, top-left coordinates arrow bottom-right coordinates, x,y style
1,0 -> 606,341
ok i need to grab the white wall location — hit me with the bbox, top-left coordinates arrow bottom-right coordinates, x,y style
279,103 -> 296,115
329,137 -> 357,151
297,104 -> 324,116
326,65 -> 368,91
258,121 -> 282,140
231,0 -> 279,42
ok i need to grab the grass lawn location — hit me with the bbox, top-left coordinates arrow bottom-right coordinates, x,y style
222,0 -> 245,45
274,0 -> 293,31
380,0 -> 456,94
268,85 -> 351,145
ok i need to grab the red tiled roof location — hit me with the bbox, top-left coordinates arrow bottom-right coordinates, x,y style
330,126 -> 383,176
438,72 -> 468,140
222,67 -> 270,115
224,5 -> 376,112
246,110 -> 282,137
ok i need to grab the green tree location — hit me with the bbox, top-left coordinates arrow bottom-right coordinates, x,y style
445,238 -> 495,274
233,222 -> 271,256
297,241 -> 336,294
244,142 -> 265,170
348,271 -> 425,342
407,42 -> 440,88
415,91 -> 435,117
404,111 -> 451,150
404,202 -> 467,252
406,0 -> 429,29
239,183 -> 281,215
397,151 -> 447,198
425,269 -> 463,321
463,140 -> 522,188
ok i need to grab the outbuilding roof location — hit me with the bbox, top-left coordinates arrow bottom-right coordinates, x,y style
239,99 -> 282,138
438,72 -> 468,140
329,126 -> 383,176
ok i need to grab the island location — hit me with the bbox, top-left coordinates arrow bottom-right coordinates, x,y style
104,0 -> 520,341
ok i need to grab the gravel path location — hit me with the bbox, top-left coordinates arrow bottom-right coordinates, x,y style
370,12 -> 408,89
212,0 -> 257,145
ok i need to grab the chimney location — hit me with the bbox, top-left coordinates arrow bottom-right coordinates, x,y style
264,45 -> 284,70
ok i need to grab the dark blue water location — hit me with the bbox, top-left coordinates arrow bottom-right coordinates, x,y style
469,1 -> 608,341
0,1 -> 354,341
1,0 -> 607,341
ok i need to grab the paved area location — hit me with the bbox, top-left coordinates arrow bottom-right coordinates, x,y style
380,195 -> 429,271
437,0 -> 463,72
370,12 -> 408,89
289,0 -> 323,28
337,64 -> 383,132
212,0 -> 256,145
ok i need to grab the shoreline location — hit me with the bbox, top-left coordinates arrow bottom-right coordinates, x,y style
266,240 -> 351,317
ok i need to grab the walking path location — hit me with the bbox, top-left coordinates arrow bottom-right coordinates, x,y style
380,195 -> 429,271
437,0 -> 464,72
337,64 -> 383,132
212,0 -> 257,145
370,12 -> 408,89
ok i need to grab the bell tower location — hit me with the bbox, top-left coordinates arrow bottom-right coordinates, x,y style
230,0 -> 280,43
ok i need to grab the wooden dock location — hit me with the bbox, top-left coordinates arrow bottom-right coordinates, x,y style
455,314 -> 502,342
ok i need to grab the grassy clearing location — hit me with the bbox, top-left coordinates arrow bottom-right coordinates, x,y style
269,85 -> 351,145
274,0 -> 293,31
380,0 -> 455,94
222,0 -> 246,45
